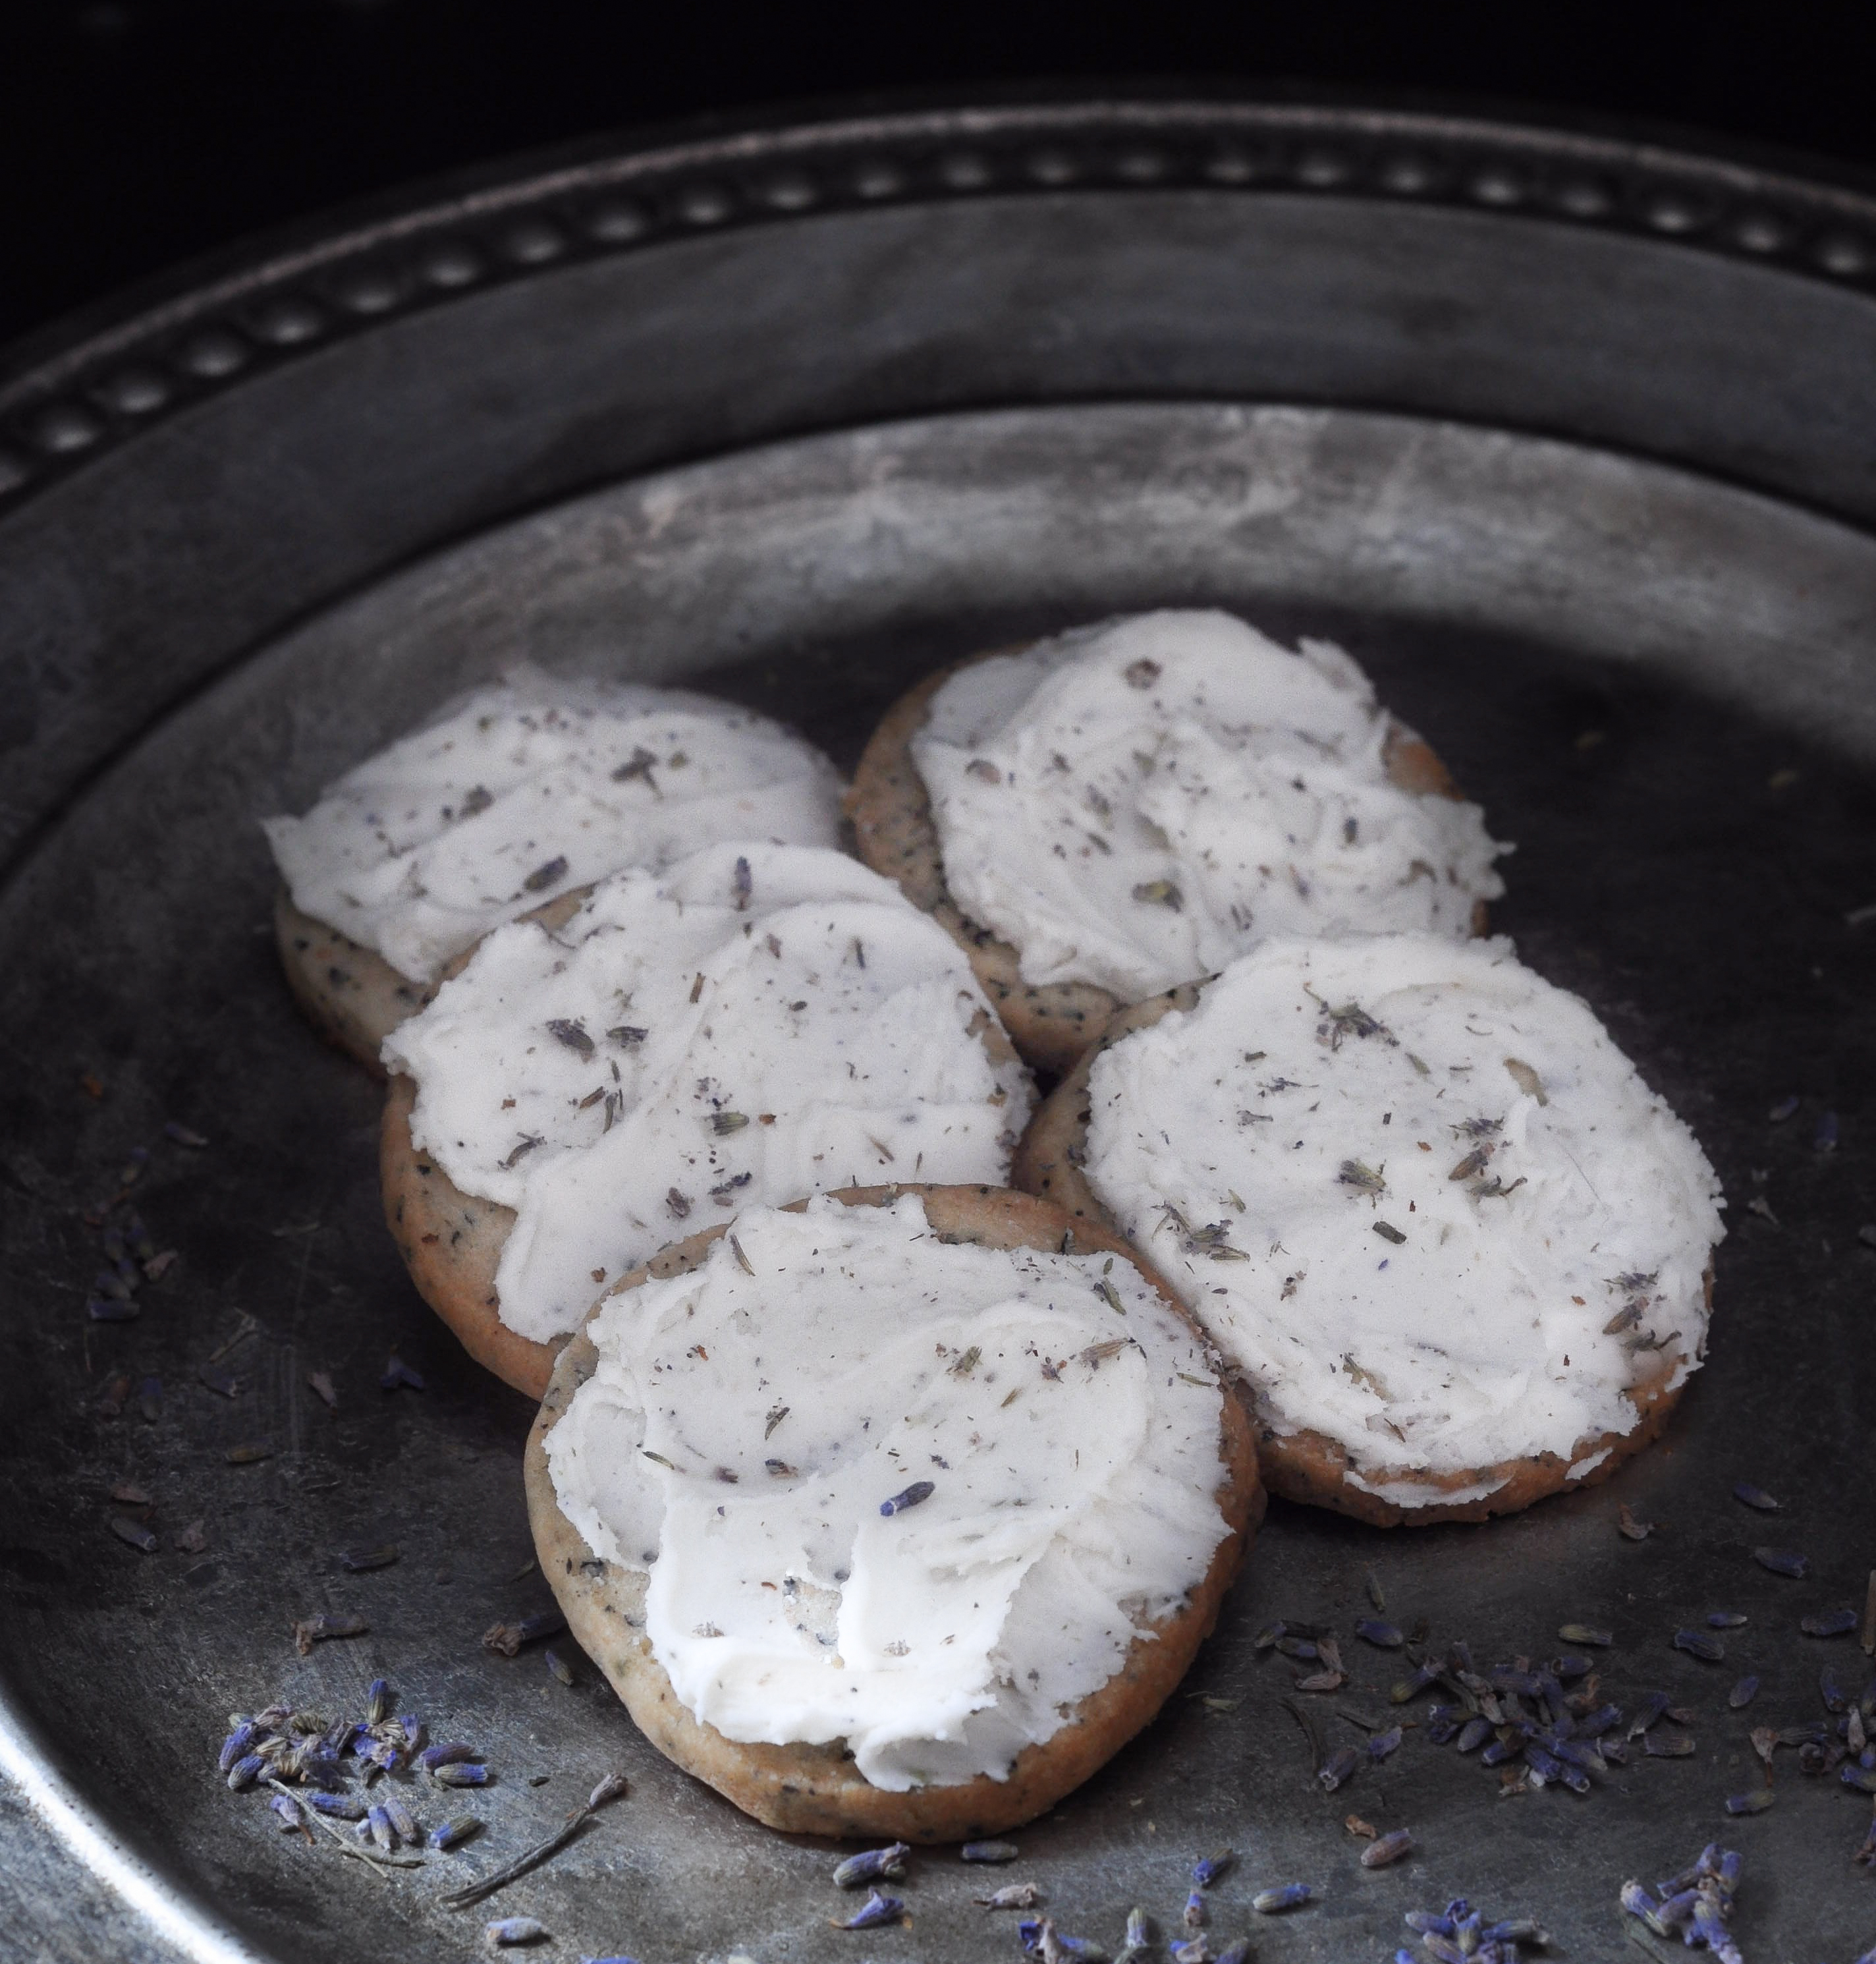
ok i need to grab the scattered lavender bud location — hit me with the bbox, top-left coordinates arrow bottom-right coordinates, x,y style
482,1610 -> 566,1656
1182,1889 -> 1205,1929
108,1516 -> 156,1554
879,1480 -> 935,1517
1732,1482 -> 1780,1511
1367,1725 -> 1403,1762
977,1884 -> 1044,1910
1728,1676 -> 1759,1709
306,1792 -> 366,1820
485,1918 -> 549,1946
382,1796 -> 418,1845
430,1815 -> 482,1849
292,1613 -> 366,1656
962,1840 -> 1020,1863
1646,1733 -> 1697,1758
163,1121 -> 209,1148
544,1648 -> 574,1687
1361,1829 -> 1414,1868
1803,1608 -> 1858,1638
420,1742 -> 480,1772
1191,1849 -> 1233,1888
587,1772 -> 629,1808
380,1353 -> 426,1393
1674,1628 -> 1726,1663
1317,1745 -> 1361,1790
1724,1790 -> 1774,1814
1213,1944 -> 1251,1964
435,1762 -> 490,1787
1558,1624 -> 1614,1647
833,1843 -> 910,1888
829,1890 -> 902,1930
1355,1618 -> 1404,1648
88,1296 -> 140,1323
226,1753 -> 265,1790
1706,1611 -> 1748,1629
341,1545 -> 400,1572
216,1722 -> 260,1772
1767,1094 -> 1800,1121
1456,1716 -> 1493,1753
1753,1547 -> 1807,1578
1251,1884 -> 1313,1913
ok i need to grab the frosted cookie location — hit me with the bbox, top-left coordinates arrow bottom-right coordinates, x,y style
848,611 -> 1507,1073
383,843 -> 1033,1397
1014,935 -> 1723,1525
525,1185 -> 1261,1839
264,668 -> 844,1069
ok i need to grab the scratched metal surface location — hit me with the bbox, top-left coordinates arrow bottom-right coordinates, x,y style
1,398 -> 1875,1961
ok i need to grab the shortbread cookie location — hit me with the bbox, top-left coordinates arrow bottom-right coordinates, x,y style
383,843 -> 1033,1397
1014,935 -> 1723,1526
264,667 -> 844,1069
848,611 -> 1506,1073
525,1186 -> 1261,1839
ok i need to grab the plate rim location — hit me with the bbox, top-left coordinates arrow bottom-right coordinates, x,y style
6,88 -> 1876,511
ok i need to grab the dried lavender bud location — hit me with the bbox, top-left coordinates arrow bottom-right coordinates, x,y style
1732,1482 -> 1780,1511
429,1815 -> 482,1849
834,1843 -> 911,1888
1361,1829 -> 1414,1868
961,1840 -> 1019,1863
1317,1745 -> 1361,1790
434,1762 -> 489,1787
829,1890 -> 902,1930
1803,1608 -> 1859,1638
879,1480 -> 935,1517
1355,1618 -> 1404,1649
1558,1624 -> 1614,1647
1191,1850 -> 1233,1888
587,1770 -> 629,1808
482,1610 -> 566,1656
1252,1884 -> 1313,1913
1753,1547 -> 1807,1578
292,1614 -> 366,1656
341,1544 -> 400,1573
485,1917 -> 549,1946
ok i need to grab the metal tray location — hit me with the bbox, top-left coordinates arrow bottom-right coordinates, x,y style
2,98 -> 1875,1964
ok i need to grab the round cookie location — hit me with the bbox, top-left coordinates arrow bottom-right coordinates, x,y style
524,1184 -> 1263,1841
383,843 -> 1032,1396
1014,938 -> 1723,1527
847,613 -> 1502,1076
264,669 -> 845,1069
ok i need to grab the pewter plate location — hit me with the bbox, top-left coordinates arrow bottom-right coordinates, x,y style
2,100 -> 1876,1964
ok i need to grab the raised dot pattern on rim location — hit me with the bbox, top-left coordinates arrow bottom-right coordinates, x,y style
2,117 -> 1873,503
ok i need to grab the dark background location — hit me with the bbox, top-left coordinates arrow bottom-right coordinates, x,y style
7,0 -> 1876,351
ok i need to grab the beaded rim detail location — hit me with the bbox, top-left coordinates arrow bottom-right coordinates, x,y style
3,98 -> 1875,509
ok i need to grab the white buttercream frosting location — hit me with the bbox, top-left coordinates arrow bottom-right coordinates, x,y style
911,610 -> 1509,999
384,843 -> 1034,1342
545,1194 -> 1232,1787
1081,934 -> 1723,1491
263,668 -> 844,982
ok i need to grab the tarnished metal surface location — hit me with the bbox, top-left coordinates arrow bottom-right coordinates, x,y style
2,399 -> 1875,1959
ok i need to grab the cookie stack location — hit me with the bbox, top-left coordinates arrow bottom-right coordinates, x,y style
263,612 -> 1722,1839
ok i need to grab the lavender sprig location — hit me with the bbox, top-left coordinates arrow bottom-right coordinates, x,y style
441,1773 -> 628,1909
